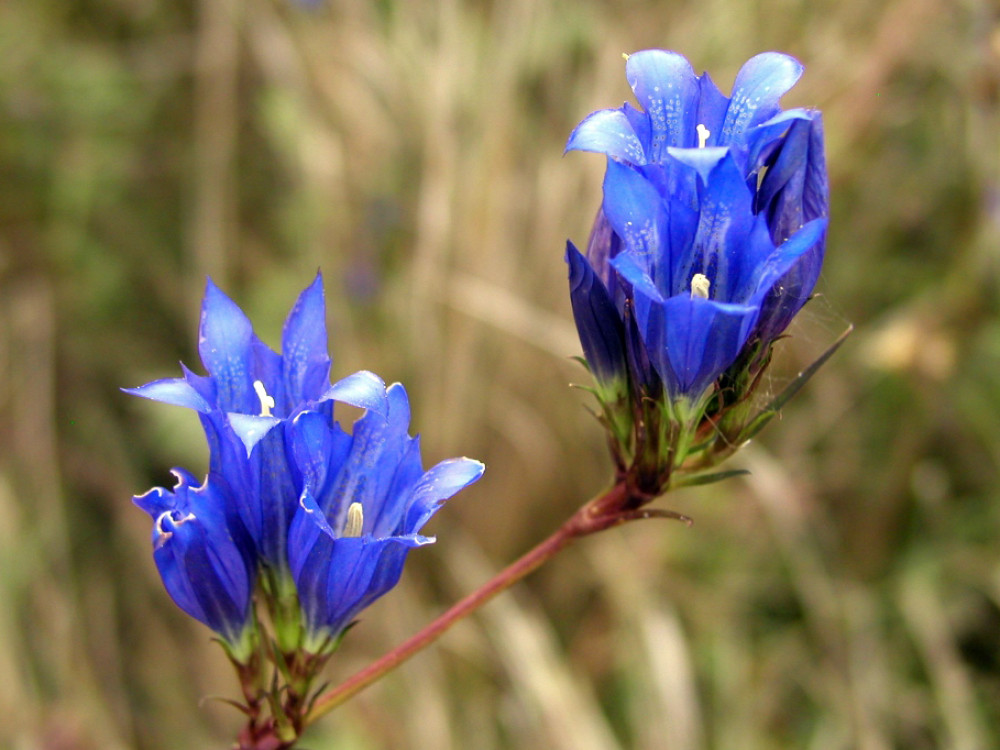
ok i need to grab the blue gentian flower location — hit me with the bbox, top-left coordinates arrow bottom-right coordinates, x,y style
286,384 -> 485,652
566,50 -> 828,406
134,469 -> 255,659
125,275 -> 388,573
603,152 -> 826,402
565,50 -> 829,495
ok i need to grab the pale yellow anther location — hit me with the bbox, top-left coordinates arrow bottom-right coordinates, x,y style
696,123 -> 711,149
690,273 -> 711,299
622,52 -> 630,61
343,502 -> 364,538
253,380 -> 275,417
756,165 -> 770,192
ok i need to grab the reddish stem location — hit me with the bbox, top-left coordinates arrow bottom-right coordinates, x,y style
305,482 -> 633,725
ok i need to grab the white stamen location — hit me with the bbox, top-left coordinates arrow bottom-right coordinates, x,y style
696,123 -> 711,149
253,380 -> 275,417
690,273 -> 711,299
343,502 -> 364,538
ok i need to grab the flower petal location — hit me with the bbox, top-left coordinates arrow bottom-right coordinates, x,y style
198,279 -> 255,414
298,485 -> 339,540
695,72 -> 729,146
289,409 -> 352,497
227,413 -> 282,456
322,370 -> 389,417
405,457 -> 485,531
601,159 -> 665,266
625,49 -> 700,158
676,152 -> 755,301
751,218 -> 828,342
566,241 -> 626,386
565,108 -> 647,164
638,293 -> 757,400
721,52 -> 803,143
293,535 -> 425,643
282,273 -> 333,407
665,146 -> 729,183
751,217 -> 828,302
123,377 -> 212,413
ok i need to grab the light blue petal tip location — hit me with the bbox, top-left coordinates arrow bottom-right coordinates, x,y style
323,370 -> 389,417
123,378 -> 212,413
666,146 -> 729,183
227,413 -> 282,456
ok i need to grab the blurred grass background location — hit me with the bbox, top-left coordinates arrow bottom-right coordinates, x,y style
1,0 -> 999,747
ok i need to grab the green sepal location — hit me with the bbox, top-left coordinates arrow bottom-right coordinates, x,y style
260,566 -> 303,654
215,620 -> 258,666
302,619 -> 357,658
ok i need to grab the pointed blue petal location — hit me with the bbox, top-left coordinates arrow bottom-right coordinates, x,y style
744,107 -> 813,174
282,273 -> 333,406
625,49 -> 700,158
299,486 -> 339,540
566,241 -> 626,386
251,337 -> 285,416
289,409 -> 352,495
311,383 -> 411,531
368,438 -> 424,537
227,412 -> 281,456
751,217 -> 828,302
721,52 -> 803,143
322,370 -> 389,417
123,377 -> 212,413
405,457 -> 485,531
134,485 -> 172,518
758,114 -> 828,243
583,208 -> 625,292
180,364 -> 217,406
198,279 -> 255,414
676,152 -> 755,300
611,251 -> 664,303
565,108 -> 647,164
695,73 -> 729,147
601,159 -> 664,267
750,218 -> 827,342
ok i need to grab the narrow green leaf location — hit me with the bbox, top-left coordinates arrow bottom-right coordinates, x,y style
674,468 -> 750,488
740,324 -> 852,442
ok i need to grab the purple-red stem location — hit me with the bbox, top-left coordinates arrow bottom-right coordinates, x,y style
304,481 -> 633,726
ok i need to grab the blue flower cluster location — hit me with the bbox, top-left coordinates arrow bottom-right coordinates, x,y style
567,50 -> 827,407
566,51 -> 828,490
128,276 -> 483,658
